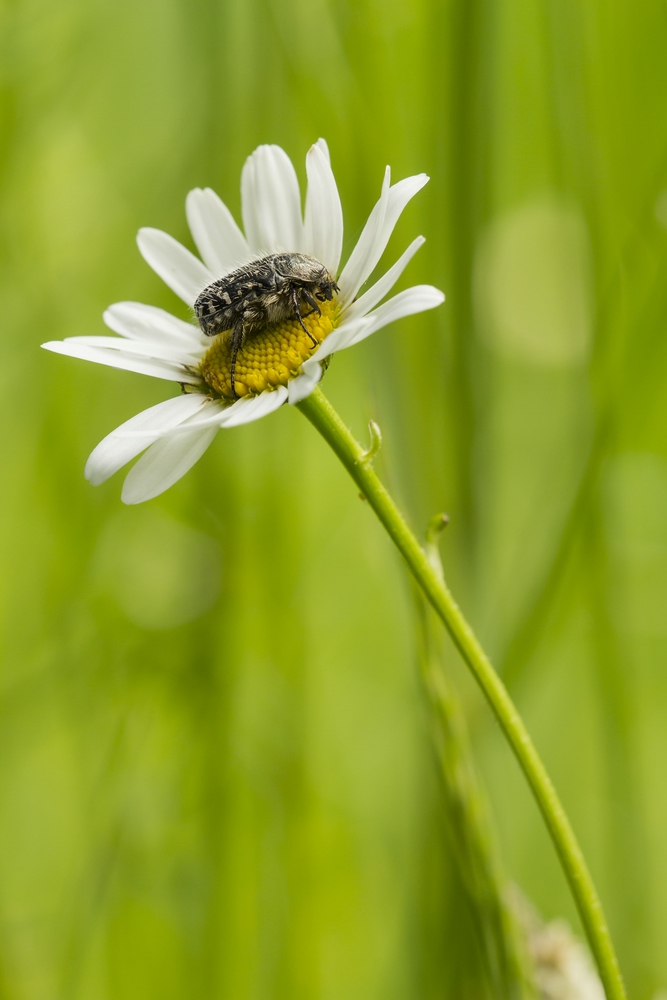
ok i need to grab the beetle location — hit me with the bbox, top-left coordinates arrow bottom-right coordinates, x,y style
194,252 -> 339,397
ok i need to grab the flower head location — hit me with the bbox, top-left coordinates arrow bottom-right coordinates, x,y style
43,140 -> 444,503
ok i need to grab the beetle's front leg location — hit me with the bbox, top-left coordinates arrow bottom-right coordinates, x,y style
291,288 -> 317,346
229,320 -> 245,399
300,288 -> 322,319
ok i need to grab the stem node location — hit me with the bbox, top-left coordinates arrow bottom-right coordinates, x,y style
360,419 -> 382,464
425,512 -> 450,580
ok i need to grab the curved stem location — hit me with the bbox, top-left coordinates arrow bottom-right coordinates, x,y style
297,387 -> 626,1000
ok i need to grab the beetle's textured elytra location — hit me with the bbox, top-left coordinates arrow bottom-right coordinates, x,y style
194,252 -> 339,397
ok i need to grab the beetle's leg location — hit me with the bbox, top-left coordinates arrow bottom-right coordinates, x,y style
229,321 -> 245,399
301,288 -> 322,318
291,288 -> 317,346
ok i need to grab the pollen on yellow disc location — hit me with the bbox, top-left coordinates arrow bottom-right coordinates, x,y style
199,299 -> 340,400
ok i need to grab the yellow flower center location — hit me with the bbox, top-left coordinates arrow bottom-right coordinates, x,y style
198,299 -> 340,400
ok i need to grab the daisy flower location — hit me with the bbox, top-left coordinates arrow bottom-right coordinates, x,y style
42,140 -> 444,504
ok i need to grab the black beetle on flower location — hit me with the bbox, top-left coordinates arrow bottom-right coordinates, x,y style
194,252 -> 339,396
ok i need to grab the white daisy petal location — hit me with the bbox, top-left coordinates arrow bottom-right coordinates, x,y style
167,400 -> 231,431
137,228 -> 215,306
339,173 -> 429,303
41,339 -> 200,383
308,316 -> 373,363
240,155 -> 261,251
59,335 -> 202,366
345,285 -> 445,348
287,359 -> 323,404
104,302 -> 205,349
315,137 -> 331,163
121,425 -> 219,504
385,174 -> 429,224
185,188 -> 250,275
338,167 -> 391,304
165,387 -> 288,433
304,144 -> 344,274
85,394 -> 209,486
218,386 -> 288,427
241,145 -> 304,253
346,236 -> 425,320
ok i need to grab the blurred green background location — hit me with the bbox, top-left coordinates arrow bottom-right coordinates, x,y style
1,0 -> 667,996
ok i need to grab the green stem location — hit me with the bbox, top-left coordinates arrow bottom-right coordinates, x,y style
297,386 -> 626,1000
